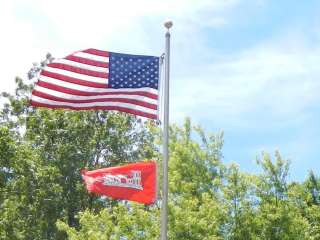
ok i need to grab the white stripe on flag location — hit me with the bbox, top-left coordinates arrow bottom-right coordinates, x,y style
39,75 -> 158,95
34,85 -> 158,104
44,67 -> 107,84
73,52 -> 109,62
31,95 -> 157,115
55,58 -> 108,73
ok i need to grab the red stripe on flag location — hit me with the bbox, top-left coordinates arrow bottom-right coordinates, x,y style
83,48 -> 110,57
37,80 -> 158,99
32,90 -> 158,110
41,71 -> 108,88
48,63 -> 108,78
31,100 -> 157,119
65,55 -> 109,68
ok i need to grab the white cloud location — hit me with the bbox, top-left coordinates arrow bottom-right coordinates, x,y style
0,1 -> 45,94
0,0 -> 243,95
2,0 -> 318,126
172,37 -> 320,128
1,0 -> 319,178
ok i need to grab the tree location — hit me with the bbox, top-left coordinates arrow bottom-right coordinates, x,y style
255,152 -> 311,240
222,164 -> 258,240
58,118 -> 226,240
57,203 -> 160,240
289,172 -> 320,239
0,71 -> 155,239
2,57 -> 320,239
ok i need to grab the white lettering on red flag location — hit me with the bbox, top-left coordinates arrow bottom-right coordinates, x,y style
81,161 -> 157,205
103,171 -> 143,190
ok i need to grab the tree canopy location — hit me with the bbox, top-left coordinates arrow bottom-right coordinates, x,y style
1,73 -> 320,239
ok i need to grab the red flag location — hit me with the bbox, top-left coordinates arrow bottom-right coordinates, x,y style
81,161 -> 157,205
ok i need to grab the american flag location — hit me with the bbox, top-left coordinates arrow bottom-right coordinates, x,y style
31,49 -> 160,119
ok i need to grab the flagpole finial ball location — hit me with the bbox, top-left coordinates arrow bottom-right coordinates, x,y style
164,21 -> 173,29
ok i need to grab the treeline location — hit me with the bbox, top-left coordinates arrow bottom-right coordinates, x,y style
0,78 -> 319,240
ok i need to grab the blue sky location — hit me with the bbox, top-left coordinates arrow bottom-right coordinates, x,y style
1,0 -> 320,181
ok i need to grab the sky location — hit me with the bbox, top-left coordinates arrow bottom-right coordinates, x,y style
1,0 -> 320,181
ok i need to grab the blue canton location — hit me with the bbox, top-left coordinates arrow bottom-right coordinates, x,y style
109,52 -> 159,89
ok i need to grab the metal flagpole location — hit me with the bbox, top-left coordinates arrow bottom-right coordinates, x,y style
160,20 -> 172,240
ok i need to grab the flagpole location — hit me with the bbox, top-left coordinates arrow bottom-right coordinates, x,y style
160,20 -> 172,240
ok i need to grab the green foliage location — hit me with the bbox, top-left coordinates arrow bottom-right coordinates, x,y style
0,77 -> 155,239
57,203 -> 159,240
57,118 -> 226,240
1,72 -> 320,239
167,119 -> 225,239
222,164 -> 258,240
255,152 -> 312,240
